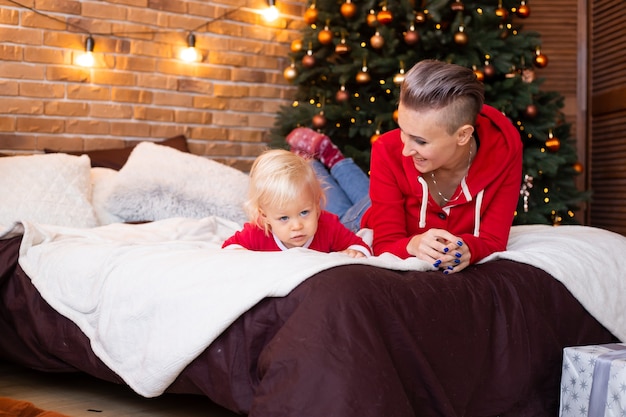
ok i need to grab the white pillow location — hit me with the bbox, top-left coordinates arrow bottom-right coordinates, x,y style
102,142 -> 249,225
90,167 -> 124,226
0,153 -> 98,228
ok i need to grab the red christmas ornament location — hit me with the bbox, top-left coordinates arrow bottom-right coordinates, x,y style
340,1 -> 357,19
545,136 -> 561,152
377,8 -> 393,25
483,62 -> 496,78
335,39 -> 351,55
304,6 -> 318,25
451,0 -> 465,12
312,113 -> 327,129
516,1 -> 530,18
370,32 -> 385,49
525,104 -> 538,118
335,86 -> 350,103
302,53 -> 316,68
404,27 -> 419,45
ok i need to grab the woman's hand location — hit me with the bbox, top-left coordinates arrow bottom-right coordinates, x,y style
406,229 -> 471,274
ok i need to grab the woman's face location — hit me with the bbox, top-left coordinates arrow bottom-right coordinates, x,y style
398,103 -> 460,174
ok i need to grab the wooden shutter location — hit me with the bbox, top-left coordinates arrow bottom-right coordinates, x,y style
588,0 -> 626,234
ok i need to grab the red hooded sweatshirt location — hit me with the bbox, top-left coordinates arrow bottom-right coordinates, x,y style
361,104 -> 523,263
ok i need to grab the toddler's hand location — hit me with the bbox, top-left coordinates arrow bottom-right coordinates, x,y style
340,249 -> 366,258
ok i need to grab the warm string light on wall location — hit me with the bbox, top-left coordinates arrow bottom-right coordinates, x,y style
6,0 -> 282,67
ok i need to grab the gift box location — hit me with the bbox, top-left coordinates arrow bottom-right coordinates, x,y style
560,343 -> 626,417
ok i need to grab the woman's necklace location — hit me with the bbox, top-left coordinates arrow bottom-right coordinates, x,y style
430,140 -> 474,204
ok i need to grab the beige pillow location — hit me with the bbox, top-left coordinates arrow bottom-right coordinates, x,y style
0,153 -> 98,228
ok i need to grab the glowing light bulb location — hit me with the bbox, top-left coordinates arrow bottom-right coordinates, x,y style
76,36 -> 95,67
263,0 -> 279,22
180,33 -> 200,62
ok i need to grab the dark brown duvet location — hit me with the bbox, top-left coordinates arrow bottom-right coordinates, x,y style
0,235 -> 616,416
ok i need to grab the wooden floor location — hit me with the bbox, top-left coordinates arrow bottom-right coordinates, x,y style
0,360 -> 240,417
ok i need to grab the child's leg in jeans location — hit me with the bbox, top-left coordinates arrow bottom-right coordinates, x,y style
311,160 -> 352,219
329,159 -> 372,232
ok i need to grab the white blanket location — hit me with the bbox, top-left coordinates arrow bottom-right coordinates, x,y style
3,219 -> 626,398
3,217 -> 431,397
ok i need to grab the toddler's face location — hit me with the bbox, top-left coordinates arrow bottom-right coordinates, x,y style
261,189 -> 320,249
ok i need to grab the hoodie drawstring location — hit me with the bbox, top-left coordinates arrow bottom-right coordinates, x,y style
417,176 -> 429,228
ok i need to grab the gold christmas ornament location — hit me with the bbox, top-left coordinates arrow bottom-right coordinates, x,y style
283,64 -> 297,81
573,161 -> 584,174
473,66 -> 484,82
290,39 -> 303,53
356,70 -> 371,84
495,2 -> 509,20
318,26 -> 334,45
414,11 -> 427,24
367,10 -> 378,26
454,27 -> 468,45
393,69 -> 406,85
304,5 -> 318,25
534,48 -> 549,68
370,130 -> 381,144
340,0 -> 357,19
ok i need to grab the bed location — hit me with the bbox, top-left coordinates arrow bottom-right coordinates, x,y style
0,138 -> 623,417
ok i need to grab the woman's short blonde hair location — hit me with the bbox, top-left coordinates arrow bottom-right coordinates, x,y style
245,149 -> 326,234
400,59 -> 485,134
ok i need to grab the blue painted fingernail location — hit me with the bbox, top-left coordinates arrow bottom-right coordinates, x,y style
455,252 -> 462,258
433,260 -> 442,267
443,270 -> 449,275
454,259 -> 460,264
443,247 -> 449,253
457,241 -> 463,246
447,265 -> 454,270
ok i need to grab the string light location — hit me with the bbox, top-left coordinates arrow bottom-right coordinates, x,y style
76,35 -> 95,67
262,0 -> 279,22
180,33 -> 200,62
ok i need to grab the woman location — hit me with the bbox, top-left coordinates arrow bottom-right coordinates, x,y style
288,59 -> 523,274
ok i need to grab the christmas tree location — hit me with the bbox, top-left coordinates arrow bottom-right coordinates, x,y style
270,0 -> 588,225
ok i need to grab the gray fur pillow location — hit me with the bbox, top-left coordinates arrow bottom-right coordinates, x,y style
102,142 -> 248,225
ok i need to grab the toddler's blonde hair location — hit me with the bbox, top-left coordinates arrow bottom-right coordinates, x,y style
245,149 -> 326,235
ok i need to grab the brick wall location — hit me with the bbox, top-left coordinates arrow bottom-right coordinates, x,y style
0,0 -> 307,171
